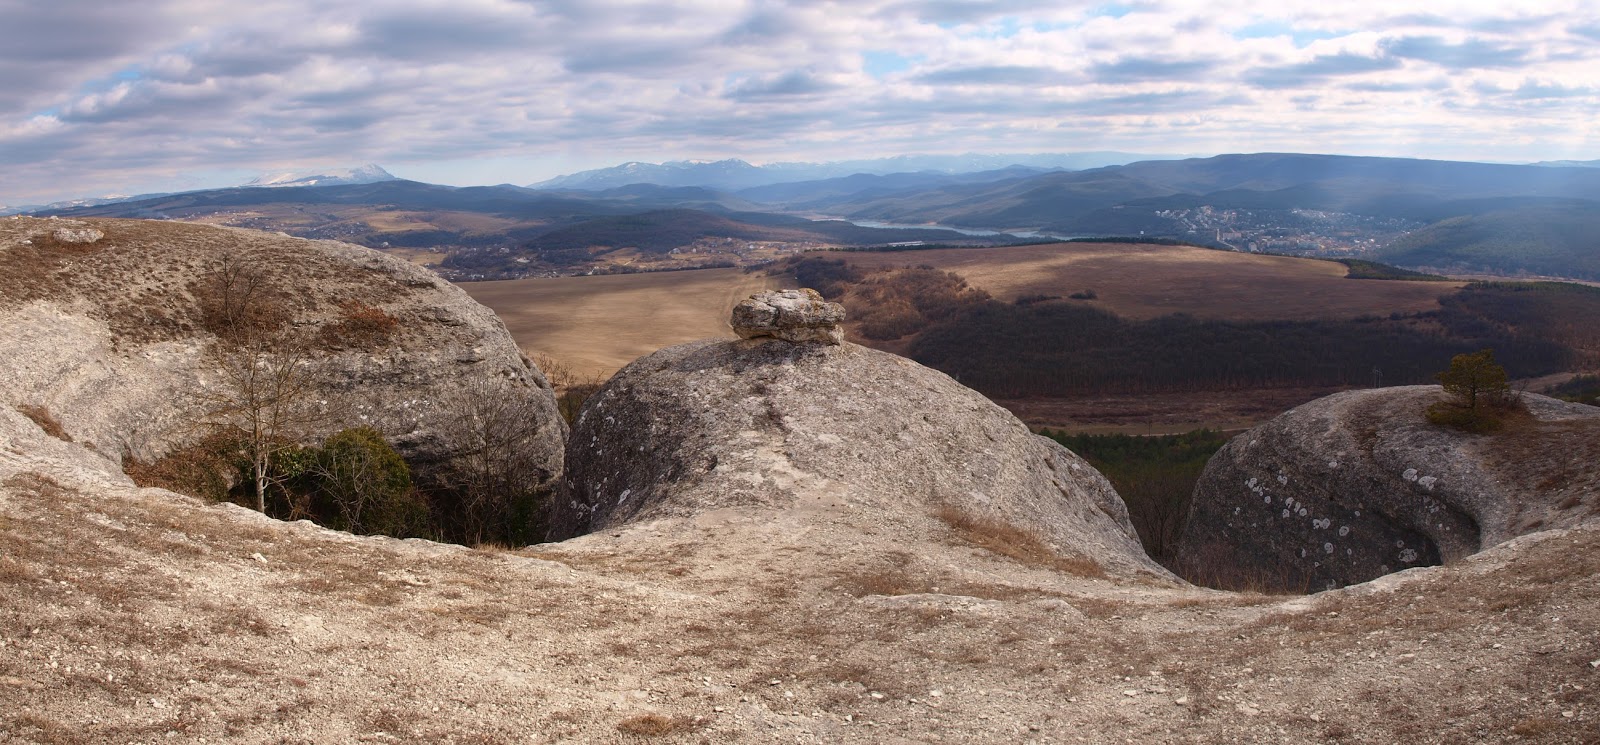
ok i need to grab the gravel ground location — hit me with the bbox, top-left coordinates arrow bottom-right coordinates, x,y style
3,468 -> 1597,744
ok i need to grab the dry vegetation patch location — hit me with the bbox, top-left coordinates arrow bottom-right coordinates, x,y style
616,712 -> 699,737
827,243 -> 1460,322
14,405 -> 70,442
933,504 -> 1107,578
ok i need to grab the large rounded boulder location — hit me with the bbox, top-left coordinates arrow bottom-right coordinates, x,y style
0,217 -> 564,493
1175,385 -> 1600,591
549,294 -> 1167,579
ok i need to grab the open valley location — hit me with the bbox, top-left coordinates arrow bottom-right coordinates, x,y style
831,242 -> 1462,322
462,267 -> 784,381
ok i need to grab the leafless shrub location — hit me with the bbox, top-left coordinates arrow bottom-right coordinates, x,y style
529,351 -> 606,425
122,431 -> 240,502
430,376 -> 558,545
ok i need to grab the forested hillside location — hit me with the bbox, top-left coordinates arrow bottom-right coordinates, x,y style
1377,200 -> 1600,280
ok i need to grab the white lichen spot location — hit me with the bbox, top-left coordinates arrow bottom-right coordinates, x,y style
1277,474 -> 1289,485
1403,468 -> 1419,482
1417,476 -> 1438,490
617,488 -> 631,505
1264,495 -> 1272,504
1328,460 -> 1340,469
1247,477 -> 1259,488
1282,509 -> 1291,519
1324,543 -> 1334,554
1399,548 -> 1419,563
1298,507 -> 1309,517
1339,526 -> 1350,537
1354,510 -> 1361,517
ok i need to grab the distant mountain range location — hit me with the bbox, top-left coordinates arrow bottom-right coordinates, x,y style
29,152 -> 1600,281
799,153 -> 1600,227
1531,159 -> 1600,168
1,164 -> 398,216
241,164 -> 396,188
527,152 -> 1177,191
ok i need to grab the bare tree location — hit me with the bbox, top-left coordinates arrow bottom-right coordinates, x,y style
198,255 -> 329,513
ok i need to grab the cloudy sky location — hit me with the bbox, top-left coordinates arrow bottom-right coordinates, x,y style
2,0 -> 1597,205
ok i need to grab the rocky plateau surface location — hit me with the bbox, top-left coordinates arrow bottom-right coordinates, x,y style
1,223 -> 1598,743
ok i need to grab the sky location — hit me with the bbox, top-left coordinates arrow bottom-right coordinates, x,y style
2,0 -> 1597,206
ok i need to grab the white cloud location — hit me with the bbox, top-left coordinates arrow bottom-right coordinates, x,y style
1,0 -> 1597,204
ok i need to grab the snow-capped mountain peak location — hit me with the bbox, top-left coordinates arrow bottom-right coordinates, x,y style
243,164 -> 396,188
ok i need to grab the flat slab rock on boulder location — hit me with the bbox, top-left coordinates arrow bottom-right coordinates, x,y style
730,289 -> 846,345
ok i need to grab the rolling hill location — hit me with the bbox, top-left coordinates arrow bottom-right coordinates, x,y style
790,154 -> 1600,279
1375,199 -> 1600,280
815,154 -> 1600,229
41,152 -> 1600,281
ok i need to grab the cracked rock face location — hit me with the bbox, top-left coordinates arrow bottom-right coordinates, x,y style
1175,386 -> 1600,592
730,288 -> 846,345
547,337 -> 1169,579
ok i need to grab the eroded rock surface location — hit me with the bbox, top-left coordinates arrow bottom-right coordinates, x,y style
0,217 -> 564,490
549,336 -> 1167,579
730,288 -> 846,344
4,227 -> 1598,741
1176,386 -> 1600,591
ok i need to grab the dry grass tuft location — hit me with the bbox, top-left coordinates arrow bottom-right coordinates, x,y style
615,712 -> 695,737
934,504 -> 1107,578
837,567 -> 927,598
15,404 -> 72,442
1510,716 -> 1561,737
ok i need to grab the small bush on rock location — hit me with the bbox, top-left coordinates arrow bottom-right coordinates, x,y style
311,427 -> 430,537
1425,348 -> 1519,433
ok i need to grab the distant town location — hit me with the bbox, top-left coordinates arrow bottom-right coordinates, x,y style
1156,207 -> 1423,257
